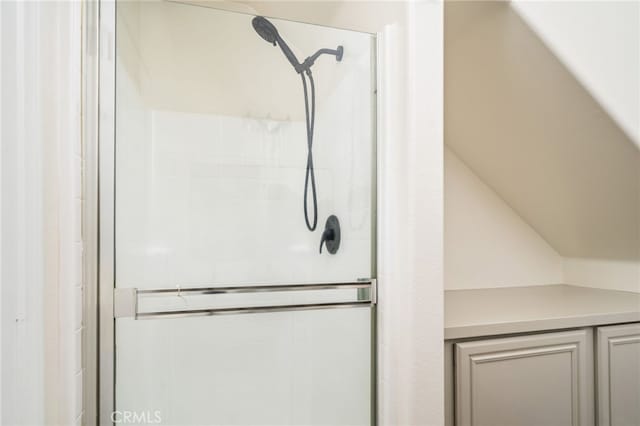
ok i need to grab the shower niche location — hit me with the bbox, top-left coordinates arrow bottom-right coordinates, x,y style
110,2 -> 377,425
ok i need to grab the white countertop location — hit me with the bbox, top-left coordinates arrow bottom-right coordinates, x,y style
445,284 -> 640,340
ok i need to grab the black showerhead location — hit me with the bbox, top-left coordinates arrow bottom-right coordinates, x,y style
252,16 -> 302,72
252,16 -> 278,45
251,16 -> 343,75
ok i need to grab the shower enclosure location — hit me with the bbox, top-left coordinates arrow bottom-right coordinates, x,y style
99,2 -> 377,424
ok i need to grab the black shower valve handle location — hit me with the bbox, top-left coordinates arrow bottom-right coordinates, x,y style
319,215 -> 341,255
319,228 -> 335,254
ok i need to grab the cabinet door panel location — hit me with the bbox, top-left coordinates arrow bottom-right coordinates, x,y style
597,323 -> 640,426
455,329 -> 594,426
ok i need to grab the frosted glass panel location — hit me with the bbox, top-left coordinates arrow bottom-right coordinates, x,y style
115,1 -> 375,288
116,309 -> 371,425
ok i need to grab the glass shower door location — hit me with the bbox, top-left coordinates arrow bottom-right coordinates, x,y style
112,2 -> 376,425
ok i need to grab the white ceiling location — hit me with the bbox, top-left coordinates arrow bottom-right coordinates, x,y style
512,0 -> 640,148
445,1 -> 640,261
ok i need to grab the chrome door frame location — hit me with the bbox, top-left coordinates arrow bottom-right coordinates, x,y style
96,0 -> 116,424
81,0 -> 100,424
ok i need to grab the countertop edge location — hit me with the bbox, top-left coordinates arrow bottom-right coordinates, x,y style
444,311 -> 640,340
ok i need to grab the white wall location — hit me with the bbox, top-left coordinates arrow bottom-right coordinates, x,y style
444,148 -> 640,293
1,1 -> 82,425
1,3 -> 45,423
444,149 -> 640,294
512,0 -> 640,147
445,148 -> 563,290
564,258 -> 640,293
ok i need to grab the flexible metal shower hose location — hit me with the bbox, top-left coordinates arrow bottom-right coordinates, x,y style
301,69 -> 318,231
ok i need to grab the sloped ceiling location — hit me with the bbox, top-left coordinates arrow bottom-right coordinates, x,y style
512,0 -> 640,148
445,1 -> 640,261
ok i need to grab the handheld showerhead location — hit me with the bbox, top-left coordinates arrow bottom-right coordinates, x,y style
252,16 -> 303,73
252,16 -> 343,74
252,16 -> 278,45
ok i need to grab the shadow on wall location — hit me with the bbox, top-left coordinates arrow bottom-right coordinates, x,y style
445,1 -> 640,263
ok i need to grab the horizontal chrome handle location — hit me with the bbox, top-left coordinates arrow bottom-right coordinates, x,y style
136,301 -> 371,320
114,280 -> 376,320
136,282 -> 371,296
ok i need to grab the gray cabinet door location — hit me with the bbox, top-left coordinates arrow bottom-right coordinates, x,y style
455,329 -> 594,426
597,323 -> 640,426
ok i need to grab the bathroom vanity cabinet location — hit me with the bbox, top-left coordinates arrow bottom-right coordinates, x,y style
444,285 -> 640,426
453,329 -> 593,426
